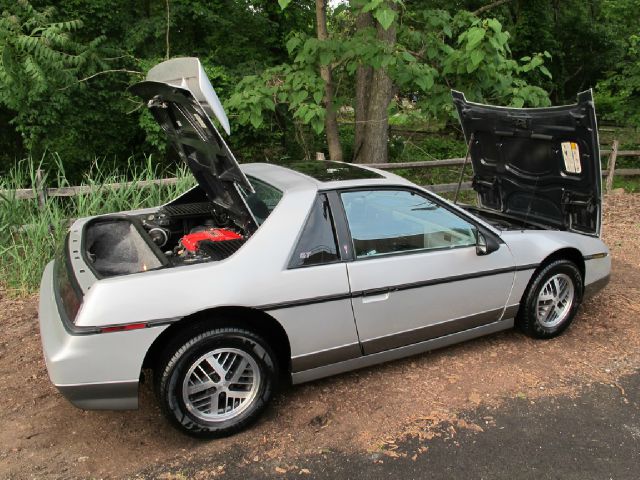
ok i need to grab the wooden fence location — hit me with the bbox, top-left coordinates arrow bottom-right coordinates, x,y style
3,140 -> 639,202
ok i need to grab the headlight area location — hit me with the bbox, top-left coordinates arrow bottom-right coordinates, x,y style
583,252 -> 611,299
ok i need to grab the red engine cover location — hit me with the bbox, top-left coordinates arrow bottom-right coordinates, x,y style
180,228 -> 242,252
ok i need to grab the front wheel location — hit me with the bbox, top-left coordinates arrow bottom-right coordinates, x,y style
517,259 -> 583,339
155,326 -> 278,438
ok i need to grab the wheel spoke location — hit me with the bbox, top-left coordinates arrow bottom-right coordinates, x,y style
187,380 -> 217,395
544,303 -> 556,322
205,356 -> 227,380
539,289 -> 555,302
554,305 -> 564,318
209,391 -> 221,414
227,389 -> 251,400
229,357 -> 250,384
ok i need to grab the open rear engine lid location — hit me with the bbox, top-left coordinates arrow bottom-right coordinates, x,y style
130,57 -> 256,232
452,90 -> 602,236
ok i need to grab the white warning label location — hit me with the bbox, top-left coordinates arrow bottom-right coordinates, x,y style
561,141 -> 581,174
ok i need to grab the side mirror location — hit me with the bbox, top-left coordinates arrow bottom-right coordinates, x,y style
476,230 -> 500,256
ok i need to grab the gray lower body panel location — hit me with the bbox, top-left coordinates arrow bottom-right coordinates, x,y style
584,274 -> 610,299
292,318 -> 514,384
361,307 -> 504,355
291,342 -> 362,372
56,380 -> 139,410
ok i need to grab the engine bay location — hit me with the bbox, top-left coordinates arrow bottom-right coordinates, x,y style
138,201 -> 247,266
84,201 -> 248,278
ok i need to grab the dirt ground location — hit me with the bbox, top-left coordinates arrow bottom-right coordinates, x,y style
0,193 -> 639,480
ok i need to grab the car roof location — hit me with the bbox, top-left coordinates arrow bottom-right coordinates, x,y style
241,161 -> 413,192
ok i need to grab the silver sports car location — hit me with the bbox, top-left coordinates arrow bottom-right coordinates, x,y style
38,58 -> 610,437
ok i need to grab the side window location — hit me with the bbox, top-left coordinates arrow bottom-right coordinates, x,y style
289,194 -> 340,268
340,189 -> 477,259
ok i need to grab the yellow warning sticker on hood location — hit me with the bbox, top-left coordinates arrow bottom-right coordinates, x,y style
561,141 -> 581,174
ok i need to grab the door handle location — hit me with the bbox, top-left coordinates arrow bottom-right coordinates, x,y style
361,289 -> 390,304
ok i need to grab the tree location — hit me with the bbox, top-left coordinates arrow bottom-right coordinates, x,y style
227,1 -> 552,163
353,0 -> 399,164
315,0 -> 343,161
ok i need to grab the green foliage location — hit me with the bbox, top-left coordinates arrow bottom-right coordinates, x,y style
226,40 -> 327,134
395,9 -> 551,124
500,0 -> 616,104
595,1 -> 640,127
0,0 -> 317,175
228,3 -> 551,138
0,0 -> 106,152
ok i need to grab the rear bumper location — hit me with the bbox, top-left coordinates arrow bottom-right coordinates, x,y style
57,381 -> 139,410
38,261 -> 167,410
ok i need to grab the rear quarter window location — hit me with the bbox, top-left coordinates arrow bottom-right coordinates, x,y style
289,194 -> 340,268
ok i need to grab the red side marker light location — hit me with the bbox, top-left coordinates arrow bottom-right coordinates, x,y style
100,323 -> 147,333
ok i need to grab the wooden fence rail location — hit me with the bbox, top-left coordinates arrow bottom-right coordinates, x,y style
2,140 -> 638,201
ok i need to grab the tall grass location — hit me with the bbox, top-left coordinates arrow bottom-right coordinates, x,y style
0,155 -> 194,296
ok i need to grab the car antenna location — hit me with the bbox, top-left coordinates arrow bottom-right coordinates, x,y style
454,133 -> 474,204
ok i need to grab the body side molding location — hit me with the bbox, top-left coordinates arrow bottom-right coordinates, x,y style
292,319 -> 514,384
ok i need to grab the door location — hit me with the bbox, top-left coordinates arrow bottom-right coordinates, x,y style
273,193 -> 361,373
340,188 -> 515,355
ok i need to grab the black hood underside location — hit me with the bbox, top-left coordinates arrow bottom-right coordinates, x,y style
130,81 -> 257,233
453,90 -> 602,236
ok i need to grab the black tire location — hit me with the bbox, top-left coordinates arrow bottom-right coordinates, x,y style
516,259 -> 583,339
154,325 -> 278,438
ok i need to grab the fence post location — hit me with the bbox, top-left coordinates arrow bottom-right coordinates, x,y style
35,168 -> 47,209
605,139 -> 619,194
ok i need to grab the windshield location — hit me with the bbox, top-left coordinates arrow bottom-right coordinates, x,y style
241,176 -> 283,225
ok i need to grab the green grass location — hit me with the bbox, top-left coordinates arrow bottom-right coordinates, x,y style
612,177 -> 640,193
0,156 -> 194,296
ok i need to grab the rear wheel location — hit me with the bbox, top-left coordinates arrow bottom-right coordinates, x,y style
155,325 -> 277,437
517,259 -> 583,339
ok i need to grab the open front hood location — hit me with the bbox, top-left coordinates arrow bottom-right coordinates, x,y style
452,90 -> 602,236
130,58 -> 256,231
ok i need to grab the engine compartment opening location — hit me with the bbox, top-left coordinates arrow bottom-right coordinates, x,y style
82,178 -> 283,278
84,201 -> 248,278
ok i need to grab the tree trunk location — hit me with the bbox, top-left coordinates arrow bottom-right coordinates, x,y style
353,10 -> 374,163
353,2 -> 397,164
315,0 -> 343,161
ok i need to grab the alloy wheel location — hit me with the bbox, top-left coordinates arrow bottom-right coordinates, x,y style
182,348 -> 261,422
536,273 -> 575,328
